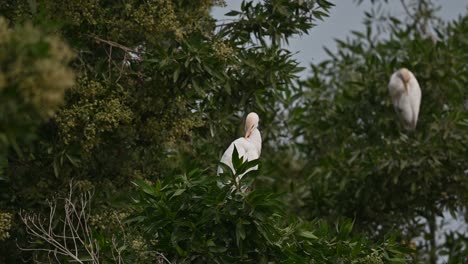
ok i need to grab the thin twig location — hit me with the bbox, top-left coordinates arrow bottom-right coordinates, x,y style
19,184 -> 97,263
89,34 -> 141,55
399,0 -> 412,18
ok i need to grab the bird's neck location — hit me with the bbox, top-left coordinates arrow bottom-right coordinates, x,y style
248,129 -> 262,154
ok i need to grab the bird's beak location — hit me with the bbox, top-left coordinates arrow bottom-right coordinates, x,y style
244,125 -> 254,138
399,69 -> 411,95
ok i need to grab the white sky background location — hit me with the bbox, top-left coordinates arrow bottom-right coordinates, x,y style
212,0 -> 468,79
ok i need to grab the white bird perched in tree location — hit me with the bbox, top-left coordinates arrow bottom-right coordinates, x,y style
388,68 -> 422,131
217,112 -> 262,182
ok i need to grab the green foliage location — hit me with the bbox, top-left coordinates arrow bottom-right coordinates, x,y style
220,0 -> 333,46
129,160 -> 404,263
0,17 -> 74,158
287,6 -> 468,263
56,77 -> 134,152
0,212 -> 12,241
1,0 -> 466,262
0,0 -> 340,262
0,22 -> 74,253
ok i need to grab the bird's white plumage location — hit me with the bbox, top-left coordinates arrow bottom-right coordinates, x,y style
388,68 -> 422,131
217,112 -> 262,183
217,131 -> 261,176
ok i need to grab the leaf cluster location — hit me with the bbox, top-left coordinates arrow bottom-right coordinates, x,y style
128,159 -> 405,263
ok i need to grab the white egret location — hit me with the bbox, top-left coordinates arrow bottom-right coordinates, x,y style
217,112 -> 262,183
388,68 -> 422,131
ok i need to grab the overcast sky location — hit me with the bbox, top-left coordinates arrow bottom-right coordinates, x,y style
212,1 -> 468,78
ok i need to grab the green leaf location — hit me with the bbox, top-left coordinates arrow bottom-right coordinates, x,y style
173,67 -> 181,83
231,145 -> 243,171
225,10 -> 241,16
171,189 -> 186,199
236,220 -> 246,247
132,179 -> 157,196
298,230 -> 318,240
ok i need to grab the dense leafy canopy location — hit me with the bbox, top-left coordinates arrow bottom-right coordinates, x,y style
283,2 -> 467,262
0,0 -> 466,263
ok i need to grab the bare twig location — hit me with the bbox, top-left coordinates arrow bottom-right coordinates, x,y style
19,181 -> 169,263
157,252 -> 172,264
88,35 -> 138,82
106,45 -> 113,79
115,52 -> 128,83
19,183 -> 100,263
89,35 -> 141,55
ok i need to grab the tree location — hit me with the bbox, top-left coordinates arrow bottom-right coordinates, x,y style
1,0 -> 398,262
284,1 -> 468,263
0,17 -> 75,261
2,0 -> 464,262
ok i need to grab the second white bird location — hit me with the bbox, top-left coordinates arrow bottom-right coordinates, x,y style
388,68 -> 422,131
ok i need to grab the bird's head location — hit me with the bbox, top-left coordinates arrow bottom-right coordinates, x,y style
398,68 -> 411,81
244,112 -> 260,138
398,68 -> 412,94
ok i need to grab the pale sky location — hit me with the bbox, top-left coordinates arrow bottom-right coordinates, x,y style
212,0 -> 468,78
